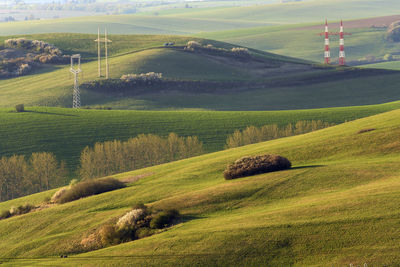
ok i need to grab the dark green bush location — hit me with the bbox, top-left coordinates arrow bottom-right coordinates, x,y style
0,203 -> 34,220
224,154 -> 291,180
13,204 -> 34,215
99,224 -> 119,246
135,227 -> 154,239
150,209 -> 180,229
57,178 -> 125,204
15,104 -> 24,112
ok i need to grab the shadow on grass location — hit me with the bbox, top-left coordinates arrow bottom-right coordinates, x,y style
23,110 -> 78,117
291,165 -> 325,170
180,214 -> 203,223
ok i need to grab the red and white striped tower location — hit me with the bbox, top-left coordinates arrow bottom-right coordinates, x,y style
339,20 -> 345,65
324,19 -> 330,64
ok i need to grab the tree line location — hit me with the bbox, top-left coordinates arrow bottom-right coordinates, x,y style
0,152 -> 67,202
1,122 -> 333,202
225,120 -> 335,148
79,133 -> 204,179
0,133 -> 204,202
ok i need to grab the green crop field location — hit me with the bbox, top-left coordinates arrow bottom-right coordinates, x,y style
362,61 -> 400,70
198,21 -> 400,64
1,107 -> 400,265
1,33 -> 400,112
3,101 -> 400,171
1,0 -> 400,36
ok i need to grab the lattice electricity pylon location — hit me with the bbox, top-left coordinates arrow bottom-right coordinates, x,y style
94,27 -> 112,78
318,20 -> 352,65
70,54 -> 82,109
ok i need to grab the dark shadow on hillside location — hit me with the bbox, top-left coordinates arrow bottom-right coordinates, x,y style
23,110 -> 78,117
291,165 -> 325,170
180,214 -> 203,223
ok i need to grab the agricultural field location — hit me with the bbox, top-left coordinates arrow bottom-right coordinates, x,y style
362,61 -> 400,71
1,0 -> 400,36
1,108 -> 400,265
3,101 -> 400,171
1,33 -> 400,111
198,15 -> 400,64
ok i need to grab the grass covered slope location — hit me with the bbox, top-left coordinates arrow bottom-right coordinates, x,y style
4,102 -> 400,170
1,109 -> 400,265
0,33 -> 312,109
198,20 -> 394,64
1,0 -> 400,35
0,14 -> 269,36
1,33 -> 400,111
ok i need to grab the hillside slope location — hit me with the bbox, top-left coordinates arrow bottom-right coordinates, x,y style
1,108 -> 400,265
1,34 -> 400,111
2,102 -> 400,171
198,15 -> 400,64
1,0 -> 400,35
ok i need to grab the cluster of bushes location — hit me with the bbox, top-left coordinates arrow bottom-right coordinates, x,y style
386,21 -> 400,42
80,204 -> 180,251
4,38 -> 62,55
0,203 -> 34,220
231,47 -> 250,55
81,72 -> 164,94
121,72 -> 162,83
0,38 -> 69,78
226,120 -> 335,148
224,154 -> 291,180
184,41 -> 250,58
79,133 -> 204,179
51,178 -> 125,204
0,153 -> 67,202
0,58 -> 32,77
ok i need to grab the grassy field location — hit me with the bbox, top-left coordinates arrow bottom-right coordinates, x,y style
1,33 -> 400,111
198,22 -> 399,63
1,0 -> 400,36
362,61 -> 400,70
3,101 -> 400,171
161,0 -> 400,24
0,14 -> 270,36
1,107 -> 400,265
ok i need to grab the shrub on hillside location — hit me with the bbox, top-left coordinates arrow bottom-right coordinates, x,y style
15,104 -> 24,112
4,38 -> 62,55
150,209 -> 180,229
51,188 -> 67,203
184,40 -> 202,51
81,205 -> 180,251
231,47 -> 249,56
56,178 -> 125,204
121,72 -> 162,83
0,203 -> 34,220
223,154 -> 291,180
10,203 -> 35,215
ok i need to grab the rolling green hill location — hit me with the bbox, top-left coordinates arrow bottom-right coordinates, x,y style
1,0 -> 400,36
1,33 -> 400,111
362,61 -> 400,70
1,107 -> 400,265
3,101 -> 400,171
198,25 -> 385,63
